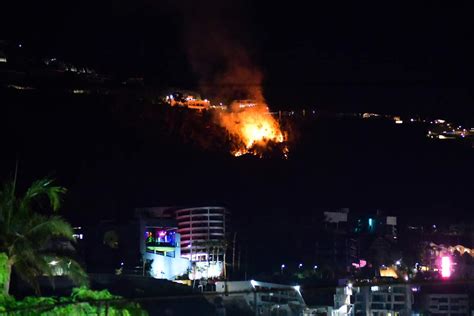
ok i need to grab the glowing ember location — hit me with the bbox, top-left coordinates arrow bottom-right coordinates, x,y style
218,101 -> 287,157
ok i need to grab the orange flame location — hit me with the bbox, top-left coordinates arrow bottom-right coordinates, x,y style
218,101 -> 287,157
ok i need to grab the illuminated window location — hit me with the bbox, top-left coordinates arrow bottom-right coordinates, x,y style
145,227 -> 177,255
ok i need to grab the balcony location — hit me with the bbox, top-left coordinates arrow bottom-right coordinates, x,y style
145,241 -> 176,253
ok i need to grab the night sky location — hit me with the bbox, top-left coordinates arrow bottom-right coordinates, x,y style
2,1 -> 474,272
6,1 -> 474,118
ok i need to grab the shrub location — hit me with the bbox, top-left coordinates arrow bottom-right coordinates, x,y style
0,287 -> 148,316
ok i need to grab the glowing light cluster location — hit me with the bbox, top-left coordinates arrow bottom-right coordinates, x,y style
238,112 -> 283,147
441,256 -> 451,278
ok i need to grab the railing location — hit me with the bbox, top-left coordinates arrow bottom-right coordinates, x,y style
145,241 -> 175,248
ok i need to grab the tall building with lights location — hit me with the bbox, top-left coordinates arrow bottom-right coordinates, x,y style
175,206 -> 229,279
175,206 -> 229,259
136,206 -> 230,280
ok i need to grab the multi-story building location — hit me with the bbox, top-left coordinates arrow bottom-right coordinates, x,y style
354,213 -> 397,238
333,284 -> 354,315
137,214 -> 191,280
175,206 -> 229,279
175,206 -> 229,259
353,284 -> 413,316
415,283 -> 471,316
422,293 -> 469,315
315,233 -> 358,274
215,280 -> 307,316
84,212 -> 191,281
136,206 -> 230,280
316,208 -> 358,274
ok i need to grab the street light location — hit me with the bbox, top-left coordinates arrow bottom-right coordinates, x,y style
281,264 -> 286,274
298,263 -> 303,269
313,265 -> 318,270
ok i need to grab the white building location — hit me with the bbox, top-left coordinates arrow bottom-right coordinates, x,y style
215,280 -> 307,316
175,206 -> 229,279
136,206 -> 230,280
334,284 -> 413,316
136,209 -> 191,280
142,231 -> 191,280
354,284 -> 413,316
333,285 -> 354,315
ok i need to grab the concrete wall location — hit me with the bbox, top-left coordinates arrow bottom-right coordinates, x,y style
144,252 -> 190,280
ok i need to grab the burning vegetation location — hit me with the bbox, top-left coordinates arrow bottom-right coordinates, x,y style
162,78 -> 289,158
217,101 -> 288,158
175,1 -> 289,158
198,62 -> 289,158
161,92 -> 289,158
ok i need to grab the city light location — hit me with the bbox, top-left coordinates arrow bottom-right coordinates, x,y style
441,256 -> 451,278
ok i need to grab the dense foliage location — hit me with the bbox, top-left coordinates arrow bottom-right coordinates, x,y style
0,254 -> 8,294
0,178 -> 88,294
0,287 -> 148,315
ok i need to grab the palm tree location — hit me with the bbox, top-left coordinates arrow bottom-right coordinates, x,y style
0,177 -> 88,295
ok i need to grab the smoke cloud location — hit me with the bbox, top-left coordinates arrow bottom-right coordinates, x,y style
172,0 -> 262,102
169,0 -> 287,157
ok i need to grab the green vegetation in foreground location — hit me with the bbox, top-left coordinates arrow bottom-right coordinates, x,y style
0,286 -> 148,316
0,177 -> 88,295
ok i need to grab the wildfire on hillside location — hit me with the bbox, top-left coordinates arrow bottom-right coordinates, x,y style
181,12 -> 289,158
217,101 -> 288,158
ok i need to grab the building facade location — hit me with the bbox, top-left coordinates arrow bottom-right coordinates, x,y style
334,284 -> 413,316
175,206 -> 229,279
353,284 -> 413,316
138,216 -> 191,280
135,206 -> 230,280
422,293 -> 469,315
215,280 -> 307,316
317,208 -> 358,274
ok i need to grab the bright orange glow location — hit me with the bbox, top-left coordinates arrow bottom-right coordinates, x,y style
218,101 -> 287,157
379,267 -> 398,278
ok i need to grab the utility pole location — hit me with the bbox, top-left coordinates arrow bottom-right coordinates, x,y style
244,245 -> 248,280
232,232 -> 237,275
237,248 -> 241,272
